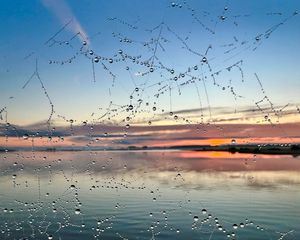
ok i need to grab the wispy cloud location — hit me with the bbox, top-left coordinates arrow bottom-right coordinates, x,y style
41,0 -> 89,43
157,104 -> 300,124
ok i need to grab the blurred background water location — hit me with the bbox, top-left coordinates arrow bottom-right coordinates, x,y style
0,151 -> 299,239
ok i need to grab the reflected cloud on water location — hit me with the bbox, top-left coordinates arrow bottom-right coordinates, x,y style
1,150 -> 300,190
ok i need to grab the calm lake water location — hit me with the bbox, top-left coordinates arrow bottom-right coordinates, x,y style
0,150 -> 299,239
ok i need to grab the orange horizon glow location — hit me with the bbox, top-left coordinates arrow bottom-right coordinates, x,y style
1,136 -> 299,149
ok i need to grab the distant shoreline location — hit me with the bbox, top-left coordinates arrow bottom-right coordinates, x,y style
1,144 -> 300,156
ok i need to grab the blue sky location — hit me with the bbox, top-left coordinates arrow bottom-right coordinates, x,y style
0,0 -> 300,126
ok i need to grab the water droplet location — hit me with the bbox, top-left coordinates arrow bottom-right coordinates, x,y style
75,209 -> 81,215
202,209 -> 207,214
109,58 -> 113,63
193,216 -> 199,222
23,134 -> 29,140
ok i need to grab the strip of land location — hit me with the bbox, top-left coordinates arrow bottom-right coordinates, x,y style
1,144 -> 300,156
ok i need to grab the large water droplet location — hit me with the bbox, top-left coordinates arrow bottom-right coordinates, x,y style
23,134 -> 29,140
75,209 -> 81,215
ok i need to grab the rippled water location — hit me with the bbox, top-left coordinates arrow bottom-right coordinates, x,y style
0,151 -> 299,239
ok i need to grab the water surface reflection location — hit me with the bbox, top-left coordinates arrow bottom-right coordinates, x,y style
0,151 -> 299,239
